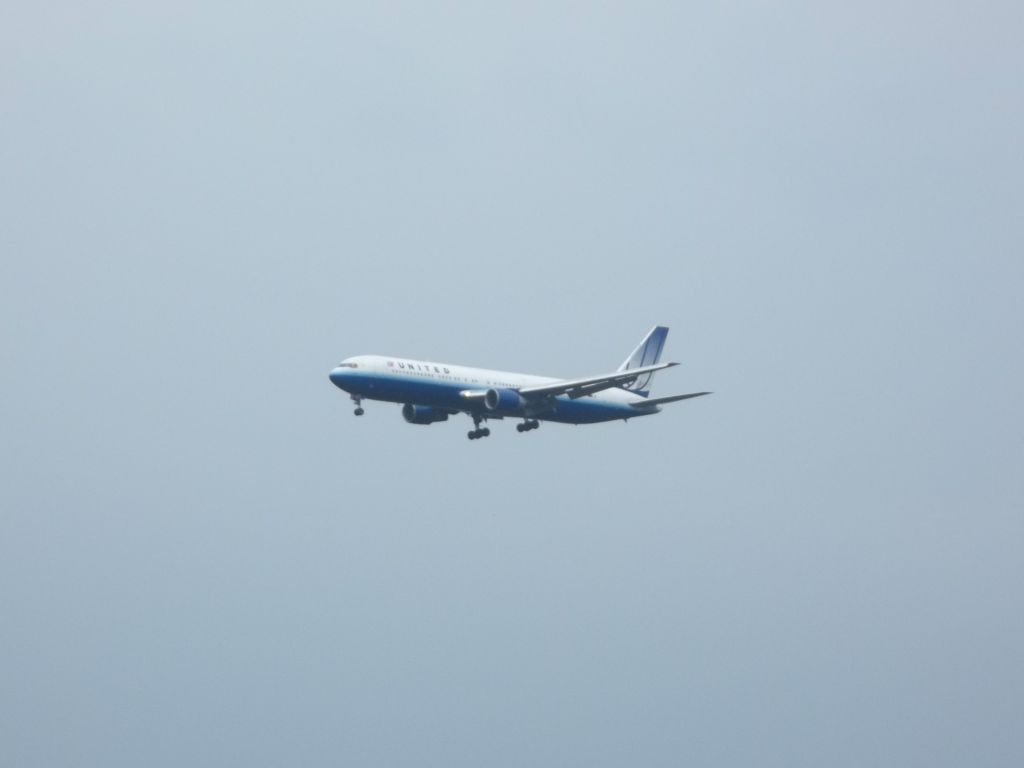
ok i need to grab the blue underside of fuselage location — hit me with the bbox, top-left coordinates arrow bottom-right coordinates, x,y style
333,372 -> 653,424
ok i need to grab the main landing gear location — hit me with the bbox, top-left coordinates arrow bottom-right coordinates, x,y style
467,414 -> 491,440
516,419 -> 539,433
351,395 -> 364,416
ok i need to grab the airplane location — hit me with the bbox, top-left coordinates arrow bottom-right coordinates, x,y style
328,326 -> 710,440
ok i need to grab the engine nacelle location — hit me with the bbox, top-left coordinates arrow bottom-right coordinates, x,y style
402,403 -> 450,425
484,387 -> 523,414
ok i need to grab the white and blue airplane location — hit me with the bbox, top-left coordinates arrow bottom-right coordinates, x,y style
329,326 -> 710,440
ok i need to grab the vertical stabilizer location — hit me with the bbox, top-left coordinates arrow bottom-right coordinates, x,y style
617,326 -> 669,394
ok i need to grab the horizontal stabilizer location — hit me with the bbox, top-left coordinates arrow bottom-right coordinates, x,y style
629,391 -> 712,408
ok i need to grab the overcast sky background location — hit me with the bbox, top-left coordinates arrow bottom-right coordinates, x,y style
2,2 -> 1022,766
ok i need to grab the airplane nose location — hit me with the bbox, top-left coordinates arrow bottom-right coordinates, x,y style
329,367 -> 348,389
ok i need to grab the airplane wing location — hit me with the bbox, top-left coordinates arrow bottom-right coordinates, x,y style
457,362 -> 678,403
518,362 -> 678,400
629,391 -> 712,408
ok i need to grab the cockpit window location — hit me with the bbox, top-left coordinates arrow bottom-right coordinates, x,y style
337,362 -> 359,368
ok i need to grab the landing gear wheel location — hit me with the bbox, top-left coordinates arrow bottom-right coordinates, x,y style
354,407 -> 364,416
518,419 -> 539,432
467,414 -> 490,440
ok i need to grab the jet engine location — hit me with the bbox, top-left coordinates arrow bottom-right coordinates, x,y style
484,388 -> 523,414
402,403 -> 450,425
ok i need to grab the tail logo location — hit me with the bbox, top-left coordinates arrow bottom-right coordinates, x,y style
617,326 -> 669,394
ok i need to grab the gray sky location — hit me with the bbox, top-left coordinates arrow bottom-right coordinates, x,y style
2,2 -> 1022,766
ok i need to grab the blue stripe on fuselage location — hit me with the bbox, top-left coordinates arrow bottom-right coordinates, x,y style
331,369 -> 647,424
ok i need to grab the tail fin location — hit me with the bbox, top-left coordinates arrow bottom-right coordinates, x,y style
618,326 -> 669,394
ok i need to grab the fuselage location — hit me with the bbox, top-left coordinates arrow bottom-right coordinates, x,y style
329,355 -> 656,424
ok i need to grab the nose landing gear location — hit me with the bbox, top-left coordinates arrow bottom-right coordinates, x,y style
351,395 -> 364,416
